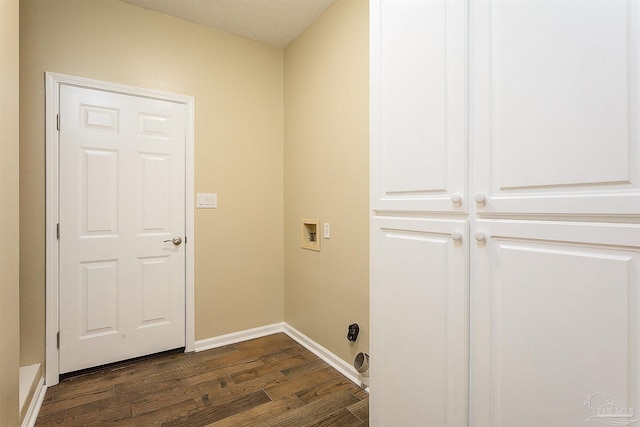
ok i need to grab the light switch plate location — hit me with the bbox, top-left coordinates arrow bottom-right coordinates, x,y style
197,193 -> 217,209
324,223 -> 331,239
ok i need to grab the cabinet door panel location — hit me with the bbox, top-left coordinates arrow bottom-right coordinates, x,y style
472,220 -> 640,426
472,0 -> 640,215
371,217 -> 468,427
371,0 -> 467,212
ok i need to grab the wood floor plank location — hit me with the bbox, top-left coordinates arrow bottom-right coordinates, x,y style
62,396 -> 132,426
280,357 -> 330,379
46,378 -> 114,402
35,333 -> 368,427
259,345 -> 315,364
129,376 -> 231,416
233,335 -> 313,361
113,377 -> 179,398
230,353 -> 309,384
216,370 -> 289,394
31,409 -> 66,426
264,366 -> 344,401
119,355 -> 210,384
192,372 -> 286,410
38,387 -> 114,416
181,354 -> 266,387
296,376 -> 361,405
347,397 -> 369,423
269,390 -> 361,427
234,333 -> 296,351
117,399 -> 199,427
204,395 -> 306,427
353,386 -> 369,400
164,390 -> 272,427
306,407 -> 364,427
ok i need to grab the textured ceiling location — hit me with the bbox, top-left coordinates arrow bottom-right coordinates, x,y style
120,0 -> 337,48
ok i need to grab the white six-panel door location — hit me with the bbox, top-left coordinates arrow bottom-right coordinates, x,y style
58,85 -> 186,373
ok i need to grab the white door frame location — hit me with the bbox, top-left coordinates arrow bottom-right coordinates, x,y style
45,72 -> 196,386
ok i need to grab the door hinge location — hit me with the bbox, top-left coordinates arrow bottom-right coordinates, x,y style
56,114 -> 60,131
56,331 -> 60,349
185,236 -> 187,244
57,223 -> 60,240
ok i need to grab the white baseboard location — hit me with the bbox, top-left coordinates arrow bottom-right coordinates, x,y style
194,322 -> 285,352
195,322 -> 367,390
21,377 -> 46,427
283,324 -> 365,388
19,364 -> 40,413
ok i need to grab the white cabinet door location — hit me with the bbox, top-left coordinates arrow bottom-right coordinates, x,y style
371,0 -> 467,213
471,220 -> 640,427
472,0 -> 640,215
371,217 -> 468,427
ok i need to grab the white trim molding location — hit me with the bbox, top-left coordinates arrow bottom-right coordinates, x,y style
195,323 -> 367,390
20,378 -> 46,427
195,323 -> 285,352
283,324 -> 364,388
45,72 -> 196,385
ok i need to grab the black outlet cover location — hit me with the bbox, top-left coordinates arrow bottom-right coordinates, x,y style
347,323 -> 360,342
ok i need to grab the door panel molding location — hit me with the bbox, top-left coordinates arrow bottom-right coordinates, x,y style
45,72 -> 195,386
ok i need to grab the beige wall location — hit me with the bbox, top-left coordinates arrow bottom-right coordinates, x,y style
1,0 -> 21,423
19,0 -> 285,367
284,0 -> 369,365
19,0 -> 369,385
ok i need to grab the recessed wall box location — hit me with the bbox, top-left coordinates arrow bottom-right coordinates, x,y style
301,219 -> 320,251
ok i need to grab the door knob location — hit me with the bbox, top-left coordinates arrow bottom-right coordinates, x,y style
451,231 -> 462,242
474,193 -> 486,204
474,231 -> 486,242
164,236 -> 182,245
451,193 -> 462,204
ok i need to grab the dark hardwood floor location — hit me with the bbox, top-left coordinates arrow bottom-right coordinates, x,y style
35,333 -> 369,426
